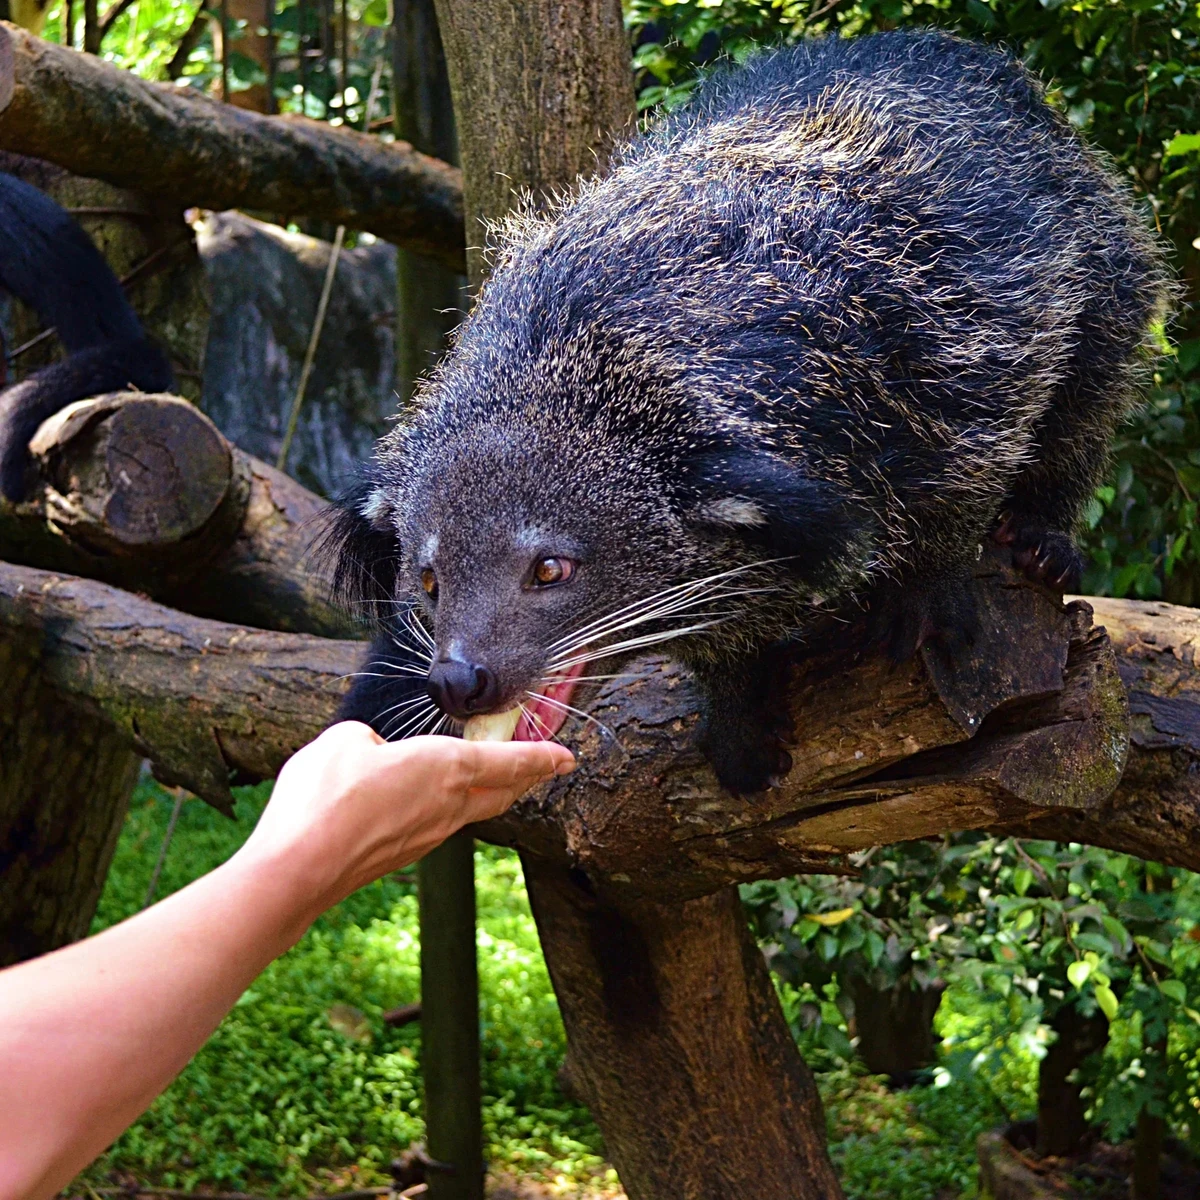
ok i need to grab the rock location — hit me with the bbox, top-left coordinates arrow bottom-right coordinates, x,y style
196,210 -> 400,497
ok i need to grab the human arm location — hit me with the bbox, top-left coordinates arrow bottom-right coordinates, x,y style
0,722 -> 574,1200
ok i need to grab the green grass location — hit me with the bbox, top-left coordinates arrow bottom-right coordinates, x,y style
76,777 -> 1008,1198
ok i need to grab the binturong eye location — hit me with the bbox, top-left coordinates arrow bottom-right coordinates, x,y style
532,556 -> 575,587
420,568 -> 438,598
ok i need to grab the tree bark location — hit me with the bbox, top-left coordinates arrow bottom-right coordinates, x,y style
0,392 -> 352,637
0,562 -> 350,814
4,553 -> 1199,870
430,0 -> 634,285
0,23 -> 465,268
0,625 -> 139,966
522,857 -> 844,1199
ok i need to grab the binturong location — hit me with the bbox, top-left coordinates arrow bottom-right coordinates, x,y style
325,29 -> 1171,795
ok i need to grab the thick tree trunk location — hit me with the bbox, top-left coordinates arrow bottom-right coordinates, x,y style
0,23 -> 465,268
430,0 -> 634,284
846,978 -> 946,1079
522,857 -> 844,1199
0,630 -> 139,966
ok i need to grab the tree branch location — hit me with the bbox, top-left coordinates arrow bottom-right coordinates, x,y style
2,554 -> 1198,879
0,23 -> 465,269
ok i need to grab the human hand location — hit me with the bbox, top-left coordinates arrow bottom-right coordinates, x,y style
236,722 -> 575,914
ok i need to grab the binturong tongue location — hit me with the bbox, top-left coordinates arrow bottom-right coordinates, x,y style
462,708 -> 523,742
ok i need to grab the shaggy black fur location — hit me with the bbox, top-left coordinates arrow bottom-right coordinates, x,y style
0,171 -> 173,501
328,30 -> 1170,793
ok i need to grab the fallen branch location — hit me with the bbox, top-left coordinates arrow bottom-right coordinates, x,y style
0,23 -> 465,268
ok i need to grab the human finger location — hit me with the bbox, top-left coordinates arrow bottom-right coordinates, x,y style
453,738 -> 576,790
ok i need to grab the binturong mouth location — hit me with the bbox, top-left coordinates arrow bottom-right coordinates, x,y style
514,662 -> 586,742
460,662 -> 585,743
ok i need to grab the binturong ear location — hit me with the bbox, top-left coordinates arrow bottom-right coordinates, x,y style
314,476 -> 403,623
682,448 -> 856,567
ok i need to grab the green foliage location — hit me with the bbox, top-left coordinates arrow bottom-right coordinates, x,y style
748,836 -> 1200,1153
821,1067 -> 1006,1200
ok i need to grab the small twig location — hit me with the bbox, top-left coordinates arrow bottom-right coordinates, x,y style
382,1001 -> 422,1027
163,0 -> 211,82
97,0 -> 138,40
84,1188 -> 393,1200
276,223 -> 345,471
142,789 -> 186,909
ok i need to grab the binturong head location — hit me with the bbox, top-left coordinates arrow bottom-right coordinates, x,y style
321,157 -> 869,742
323,317 -> 861,744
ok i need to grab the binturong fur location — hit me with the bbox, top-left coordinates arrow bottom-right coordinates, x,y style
0,171 -> 174,502
326,29 -> 1171,794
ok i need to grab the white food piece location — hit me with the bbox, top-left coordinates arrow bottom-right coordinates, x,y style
462,707 -> 523,742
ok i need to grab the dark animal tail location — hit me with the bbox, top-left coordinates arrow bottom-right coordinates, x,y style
0,171 -> 174,500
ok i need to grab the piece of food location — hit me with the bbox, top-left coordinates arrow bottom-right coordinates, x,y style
462,707 -> 523,742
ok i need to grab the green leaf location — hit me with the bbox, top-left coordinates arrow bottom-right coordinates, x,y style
1067,959 -> 1093,989
1164,132 -> 1200,158
1159,979 -> 1187,1005
1094,984 -> 1119,1020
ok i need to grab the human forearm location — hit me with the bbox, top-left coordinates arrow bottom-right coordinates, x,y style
0,846 -> 320,1200
0,725 -> 572,1200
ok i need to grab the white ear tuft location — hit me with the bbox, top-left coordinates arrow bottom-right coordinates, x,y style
358,486 -> 393,530
695,496 -> 769,528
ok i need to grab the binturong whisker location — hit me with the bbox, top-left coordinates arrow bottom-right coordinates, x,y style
525,691 -> 626,753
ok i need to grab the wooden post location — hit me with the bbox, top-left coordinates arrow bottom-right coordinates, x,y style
418,833 -> 485,1200
391,0 -> 463,402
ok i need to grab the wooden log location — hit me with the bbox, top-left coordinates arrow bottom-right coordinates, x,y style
4,555 -> 1192,866
0,561 -> 349,812
0,23 -> 465,269
0,392 -> 352,637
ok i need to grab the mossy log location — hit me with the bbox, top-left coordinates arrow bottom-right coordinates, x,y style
0,23 -> 465,268
0,392 -> 351,637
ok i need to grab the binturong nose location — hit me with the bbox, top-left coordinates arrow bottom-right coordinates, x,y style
426,655 -> 502,719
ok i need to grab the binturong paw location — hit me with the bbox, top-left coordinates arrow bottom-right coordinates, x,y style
692,655 -> 795,796
869,573 -> 980,664
700,713 -> 794,796
991,513 -> 1083,593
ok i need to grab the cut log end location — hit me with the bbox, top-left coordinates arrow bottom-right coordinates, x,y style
31,394 -> 233,551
